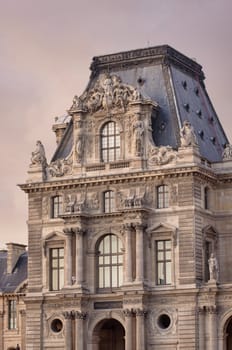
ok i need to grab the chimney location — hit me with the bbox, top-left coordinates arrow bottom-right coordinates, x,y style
6,243 -> 27,274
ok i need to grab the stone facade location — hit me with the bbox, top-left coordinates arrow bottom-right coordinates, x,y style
19,45 -> 232,349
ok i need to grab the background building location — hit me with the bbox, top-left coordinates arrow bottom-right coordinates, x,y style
0,243 -> 27,350
20,45 -> 232,350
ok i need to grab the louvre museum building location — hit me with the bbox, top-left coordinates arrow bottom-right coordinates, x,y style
2,45 -> 232,350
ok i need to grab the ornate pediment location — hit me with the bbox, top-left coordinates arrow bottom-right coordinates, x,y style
69,73 -> 147,115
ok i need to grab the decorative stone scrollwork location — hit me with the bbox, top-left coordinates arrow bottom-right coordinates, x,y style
74,311 -> 87,320
48,157 -> 72,177
69,74 -> 146,115
180,120 -> 198,147
222,144 -> 232,160
148,145 -> 177,166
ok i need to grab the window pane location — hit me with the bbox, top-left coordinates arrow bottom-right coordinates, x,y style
166,262 -> 172,284
98,234 -> 123,289
104,266 -> 110,287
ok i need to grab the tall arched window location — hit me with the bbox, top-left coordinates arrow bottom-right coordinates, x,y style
101,122 -> 120,162
157,185 -> 169,209
97,234 -> 123,290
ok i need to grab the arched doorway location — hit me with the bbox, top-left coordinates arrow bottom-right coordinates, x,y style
93,318 -> 125,350
226,317 -> 232,350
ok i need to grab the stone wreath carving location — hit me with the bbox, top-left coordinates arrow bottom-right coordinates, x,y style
148,145 -> 177,166
69,73 -> 144,114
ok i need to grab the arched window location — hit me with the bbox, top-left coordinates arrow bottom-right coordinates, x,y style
157,185 -> 169,209
101,121 -> 120,162
97,234 -> 123,290
103,190 -> 115,213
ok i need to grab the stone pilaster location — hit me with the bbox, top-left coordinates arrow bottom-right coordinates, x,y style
135,224 -> 145,283
20,310 -> 26,350
135,309 -> 146,350
63,228 -> 73,287
74,311 -> 87,350
123,309 -> 134,350
75,228 -> 85,287
63,311 -> 73,350
198,307 -> 205,350
124,223 -> 133,283
206,306 -> 217,350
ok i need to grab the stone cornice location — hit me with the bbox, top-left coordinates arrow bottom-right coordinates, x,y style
90,45 -> 204,81
19,165 -> 221,193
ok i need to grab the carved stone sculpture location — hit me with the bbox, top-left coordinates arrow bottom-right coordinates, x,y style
75,73 -> 145,115
222,144 -> 232,160
133,119 -> 144,156
208,253 -> 219,281
30,140 -> 47,167
180,120 -> 198,147
148,145 -> 176,166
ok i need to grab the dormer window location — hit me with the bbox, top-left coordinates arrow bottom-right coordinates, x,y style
101,122 -> 120,162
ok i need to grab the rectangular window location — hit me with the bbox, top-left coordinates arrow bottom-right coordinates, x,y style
104,191 -> 115,213
50,248 -> 64,290
51,196 -> 63,218
157,185 -> 169,209
156,240 -> 172,285
8,300 -> 17,330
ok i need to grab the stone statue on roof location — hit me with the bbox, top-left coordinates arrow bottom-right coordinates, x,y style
30,140 -> 47,167
180,120 -> 198,147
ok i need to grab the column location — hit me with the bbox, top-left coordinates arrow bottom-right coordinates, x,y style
124,223 -> 133,283
135,224 -> 144,282
75,311 -> 87,350
20,310 -> 26,350
63,311 -> 73,350
135,309 -> 146,350
64,229 -> 73,286
207,306 -> 217,350
198,307 -> 205,350
124,309 -> 133,350
75,228 -> 85,286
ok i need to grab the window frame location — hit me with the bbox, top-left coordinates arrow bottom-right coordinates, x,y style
100,121 -> 120,163
156,239 -> 172,285
97,234 -> 123,292
51,195 -> 63,219
8,299 -> 17,330
157,185 -> 169,209
49,247 -> 64,291
103,190 -> 115,213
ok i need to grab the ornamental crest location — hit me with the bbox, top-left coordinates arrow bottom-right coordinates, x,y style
69,74 -> 144,114
148,145 -> 177,166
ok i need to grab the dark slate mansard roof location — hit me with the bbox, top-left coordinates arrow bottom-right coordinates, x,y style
52,45 -> 228,163
0,250 -> 28,293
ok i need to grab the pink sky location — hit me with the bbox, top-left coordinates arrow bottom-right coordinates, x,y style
1,0 -> 232,245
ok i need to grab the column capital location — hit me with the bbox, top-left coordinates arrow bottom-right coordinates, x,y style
206,305 -> 217,314
198,306 -> 205,314
133,223 -> 147,231
62,311 -> 73,319
63,228 -> 74,235
135,308 -> 147,317
74,311 -> 87,320
123,308 -> 134,317
123,223 -> 133,231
